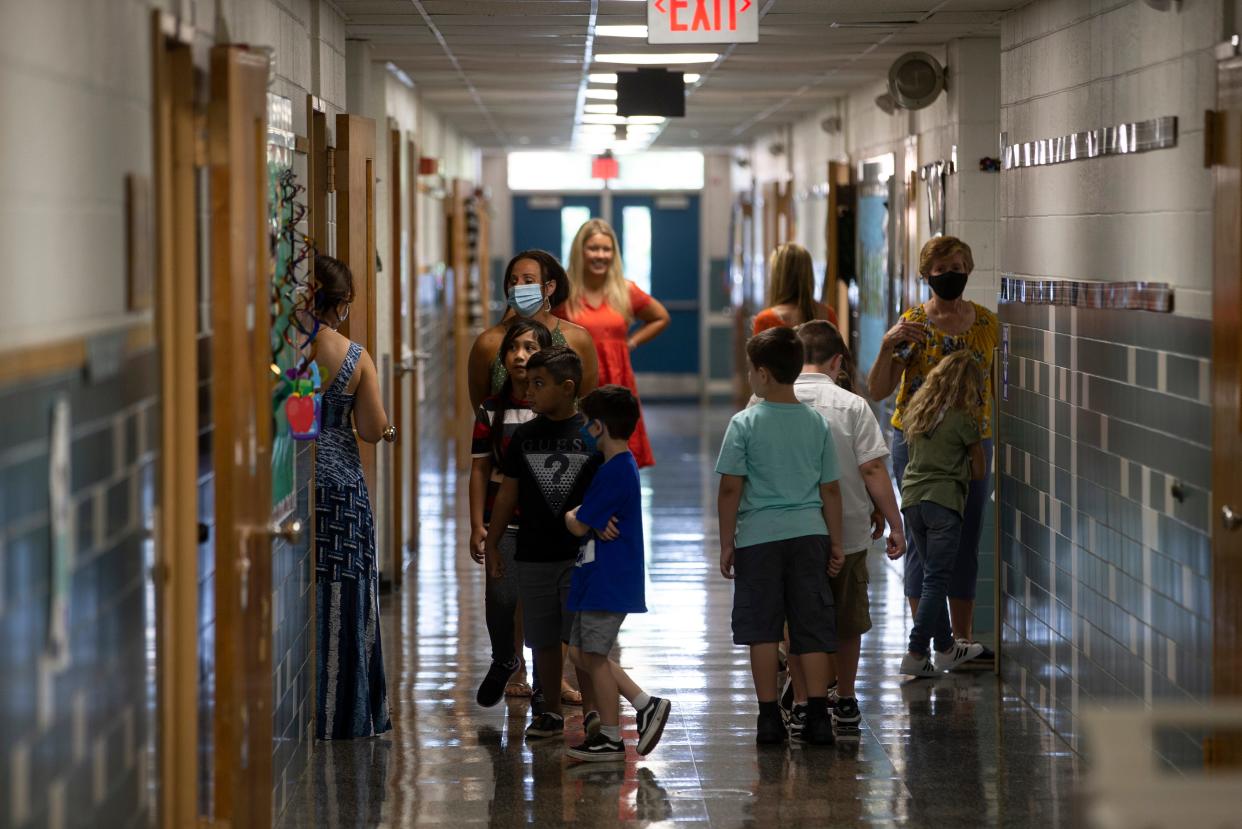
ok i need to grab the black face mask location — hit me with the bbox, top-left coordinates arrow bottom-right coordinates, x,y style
928,271 -> 968,300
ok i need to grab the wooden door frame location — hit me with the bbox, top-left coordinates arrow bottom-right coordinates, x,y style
1210,48 -> 1242,766
389,124 -> 405,587
448,179 -> 472,470
150,11 -> 200,827
335,114 -> 378,495
208,43 -> 274,827
406,138 -> 421,557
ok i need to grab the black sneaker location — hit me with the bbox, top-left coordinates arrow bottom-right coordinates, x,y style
832,697 -> 861,740
826,681 -> 839,709
803,708 -> 834,746
583,710 -> 601,739
566,732 -> 625,762
778,675 -> 795,721
476,657 -> 520,708
756,709 -> 785,745
635,697 -> 671,756
787,703 -> 807,743
525,712 -> 564,739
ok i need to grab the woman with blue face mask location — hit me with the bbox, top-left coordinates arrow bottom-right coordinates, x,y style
468,250 -> 600,413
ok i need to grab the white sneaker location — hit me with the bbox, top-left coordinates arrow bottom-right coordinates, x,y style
935,640 -> 985,672
899,652 -> 940,677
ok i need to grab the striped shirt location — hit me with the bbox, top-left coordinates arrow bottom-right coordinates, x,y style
472,395 -> 537,525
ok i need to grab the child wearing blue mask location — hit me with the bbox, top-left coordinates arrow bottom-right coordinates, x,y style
564,385 -> 672,762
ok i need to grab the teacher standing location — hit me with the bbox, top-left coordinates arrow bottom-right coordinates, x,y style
556,218 -> 670,468
866,236 -> 998,654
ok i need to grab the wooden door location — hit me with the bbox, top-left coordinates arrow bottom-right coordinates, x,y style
335,114 -> 378,495
447,179 -> 472,470
1210,50 -> 1242,766
388,127 -> 410,585
405,138 -> 422,559
150,13 -> 199,827
207,44 -> 275,826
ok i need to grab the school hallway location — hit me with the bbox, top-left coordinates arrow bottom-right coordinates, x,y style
279,402 -> 1078,827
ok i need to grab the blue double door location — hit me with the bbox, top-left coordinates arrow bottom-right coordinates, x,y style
510,193 -> 701,381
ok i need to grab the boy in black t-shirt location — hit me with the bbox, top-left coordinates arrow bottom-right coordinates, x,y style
485,346 -> 605,739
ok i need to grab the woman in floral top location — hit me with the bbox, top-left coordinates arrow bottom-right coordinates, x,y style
867,236 -> 999,658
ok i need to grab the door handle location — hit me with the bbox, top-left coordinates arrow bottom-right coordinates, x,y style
258,518 -> 304,544
394,351 -> 430,376
1223,505 -> 1242,531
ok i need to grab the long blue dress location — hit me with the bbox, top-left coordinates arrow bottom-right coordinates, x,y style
315,342 -> 392,740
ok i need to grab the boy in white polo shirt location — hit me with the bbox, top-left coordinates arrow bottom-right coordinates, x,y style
784,321 -> 905,739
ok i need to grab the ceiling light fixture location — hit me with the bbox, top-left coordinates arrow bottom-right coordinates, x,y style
586,88 -> 618,100
684,73 -> 702,83
585,103 -> 619,114
595,53 -> 719,65
596,25 -> 648,38
589,72 -> 618,84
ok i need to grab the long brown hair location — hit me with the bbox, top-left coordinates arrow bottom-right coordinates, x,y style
902,350 -> 983,437
767,242 -> 818,326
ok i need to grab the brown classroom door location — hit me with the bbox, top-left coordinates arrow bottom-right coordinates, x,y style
335,114 -> 378,496
207,44 -> 275,826
388,127 -> 413,584
1210,50 -> 1242,766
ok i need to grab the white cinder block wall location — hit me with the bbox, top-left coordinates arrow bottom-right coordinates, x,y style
1000,0 -> 1221,319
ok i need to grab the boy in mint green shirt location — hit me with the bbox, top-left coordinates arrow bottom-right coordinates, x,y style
716,326 -> 845,746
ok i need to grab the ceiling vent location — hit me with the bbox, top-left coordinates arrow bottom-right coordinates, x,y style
887,52 -> 946,111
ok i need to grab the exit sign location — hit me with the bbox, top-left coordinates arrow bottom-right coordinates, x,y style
648,0 -> 758,45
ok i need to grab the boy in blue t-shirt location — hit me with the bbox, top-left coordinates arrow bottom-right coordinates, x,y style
716,326 -> 845,746
564,385 -> 672,762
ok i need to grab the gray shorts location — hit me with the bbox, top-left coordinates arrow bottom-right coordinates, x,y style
569,611 -> 626,656
515,559 -> 575,650
731,534 -> 837,654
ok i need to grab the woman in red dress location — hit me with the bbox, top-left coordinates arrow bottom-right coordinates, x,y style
557,218 -> 670,468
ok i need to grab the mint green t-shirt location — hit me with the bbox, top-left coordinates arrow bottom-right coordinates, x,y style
901,407 -> 980,515
715,401 -> 839,549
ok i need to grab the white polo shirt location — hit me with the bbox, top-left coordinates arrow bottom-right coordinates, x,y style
749,372 -> 889,554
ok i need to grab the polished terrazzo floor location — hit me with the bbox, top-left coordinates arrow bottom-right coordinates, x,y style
281,403 -> 1082,827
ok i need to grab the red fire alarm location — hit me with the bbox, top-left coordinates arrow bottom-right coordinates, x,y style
592,151 -> 619,180
419,156 -> 439,176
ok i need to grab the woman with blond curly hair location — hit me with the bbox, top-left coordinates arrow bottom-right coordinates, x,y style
555,218 -> 670,468
867,235 -> 998,662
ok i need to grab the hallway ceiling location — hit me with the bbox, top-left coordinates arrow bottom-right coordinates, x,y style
338,0 -> 1025,150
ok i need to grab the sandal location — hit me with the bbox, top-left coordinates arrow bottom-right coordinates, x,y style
560,685 -> 583,706
505,679 -> 532,698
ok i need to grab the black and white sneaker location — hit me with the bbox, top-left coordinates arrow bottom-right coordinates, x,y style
566,732 -> 625,762
832,697 -> 861,740
935,640 -> 985,672
525,712 -> 564,739
583,710 -> 601,739
778,675 -> 795,722
900,652 -> 940,678
787,703 -> 807,742
826,682 -> 839,709
476,657 -> 521,708
635,697 -> 671,756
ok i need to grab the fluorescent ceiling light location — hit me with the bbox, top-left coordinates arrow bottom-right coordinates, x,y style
589,73 -> 618,84
596,25 -> 648,38
579,124 -> 618,134
625,115 -> 666,125
624,124 -> 662,133
586,88 -> 618,100
582,114 -> 668,126
585,103 -> 618,114
595,53 -> 719,65
684,73 -> 701,83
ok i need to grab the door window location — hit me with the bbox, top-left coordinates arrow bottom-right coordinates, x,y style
620,205 -> 652,296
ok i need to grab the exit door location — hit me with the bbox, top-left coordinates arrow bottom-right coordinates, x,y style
512,194 -> 602,268
614,193 -> 700,379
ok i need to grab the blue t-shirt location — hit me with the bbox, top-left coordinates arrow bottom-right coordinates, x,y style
715,401 -> 839,549
567,452 -> 647,614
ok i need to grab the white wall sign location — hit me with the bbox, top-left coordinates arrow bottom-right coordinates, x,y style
648,0 -> 758,45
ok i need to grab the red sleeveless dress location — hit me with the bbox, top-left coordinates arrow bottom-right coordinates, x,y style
555,281 -> 656,468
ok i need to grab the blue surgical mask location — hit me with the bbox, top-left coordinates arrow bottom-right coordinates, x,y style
579,420 -> 600,453
508,283 -> 545,317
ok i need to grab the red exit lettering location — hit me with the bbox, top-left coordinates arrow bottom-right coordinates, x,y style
658,0 -> 751,33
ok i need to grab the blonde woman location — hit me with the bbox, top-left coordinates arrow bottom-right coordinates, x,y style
895,350 -> 987,677
752,242 -> 838,335
555,218 -> 670,468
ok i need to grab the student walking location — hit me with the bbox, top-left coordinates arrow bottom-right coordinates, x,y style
771,321 -> 905,741
470,319 -> 553,706
897,350 -> 988,677
716,327 -> 846,746
484,346 -> 602,739
564,385 -> 672,762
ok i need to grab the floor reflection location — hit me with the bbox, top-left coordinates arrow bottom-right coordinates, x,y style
280,402 -> 1081,827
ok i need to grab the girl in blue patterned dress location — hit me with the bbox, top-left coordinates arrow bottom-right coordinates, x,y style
311,255 -> 393,740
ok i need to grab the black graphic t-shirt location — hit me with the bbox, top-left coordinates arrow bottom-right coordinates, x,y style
501,413 -> 602,563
